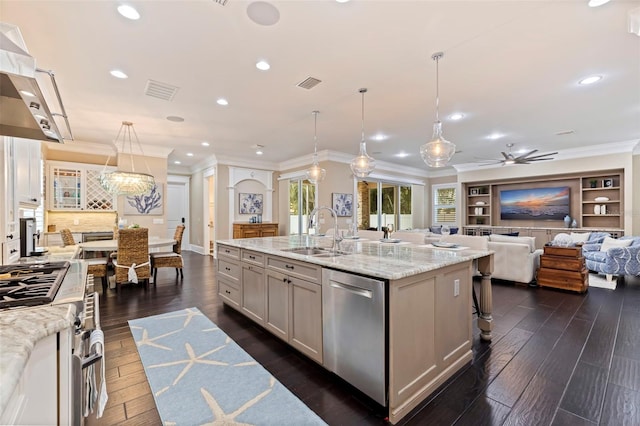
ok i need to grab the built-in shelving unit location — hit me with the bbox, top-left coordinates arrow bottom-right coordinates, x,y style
466,185 -> 491,226
580,173 -> 623,230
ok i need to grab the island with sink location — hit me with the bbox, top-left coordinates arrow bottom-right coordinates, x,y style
216,235 -> 494,424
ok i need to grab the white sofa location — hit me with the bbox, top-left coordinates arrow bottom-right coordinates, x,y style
487,234 -> 542,284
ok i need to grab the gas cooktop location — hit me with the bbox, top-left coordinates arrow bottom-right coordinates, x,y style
0,261 -> 70,309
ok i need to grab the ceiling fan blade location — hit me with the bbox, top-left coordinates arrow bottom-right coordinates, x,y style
514,150 -> 538,160
525,157 -> 555,162
523,152 -> 558,160
501,152 -> 510,160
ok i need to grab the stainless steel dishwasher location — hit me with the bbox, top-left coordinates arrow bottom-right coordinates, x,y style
322,268 -> 386,406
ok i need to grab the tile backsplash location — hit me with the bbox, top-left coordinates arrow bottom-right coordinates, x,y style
46,211 -> 117,232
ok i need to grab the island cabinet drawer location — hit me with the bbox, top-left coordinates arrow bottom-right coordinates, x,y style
218,258 -> 240,282
242,249 -> 265,267
219,279 -> 240,307
266,255 -> 321,284
218,244 -> 240,260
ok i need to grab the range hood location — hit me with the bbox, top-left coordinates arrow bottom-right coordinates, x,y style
0,22 -> 72,143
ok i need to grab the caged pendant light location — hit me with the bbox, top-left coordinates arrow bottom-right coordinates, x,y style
420,52 -> 456,168
350,88 -> 376,177
306,110 -> 326,184
99,121 -> 155,195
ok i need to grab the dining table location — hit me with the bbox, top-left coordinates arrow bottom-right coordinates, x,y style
78,237 -> 176,252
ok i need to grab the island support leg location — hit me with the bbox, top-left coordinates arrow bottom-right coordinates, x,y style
476,255 -> 494,341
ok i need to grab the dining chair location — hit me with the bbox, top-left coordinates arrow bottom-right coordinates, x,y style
150,225 -> 185,284
112,228 -> 150,291
60,228 -> 110,291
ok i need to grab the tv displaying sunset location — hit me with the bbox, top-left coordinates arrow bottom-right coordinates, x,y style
500,187 -> 570,220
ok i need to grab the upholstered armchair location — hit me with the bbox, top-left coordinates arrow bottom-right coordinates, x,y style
583,236 -> 640,281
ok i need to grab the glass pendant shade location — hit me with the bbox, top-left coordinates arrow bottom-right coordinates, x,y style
420,121 -> 456,168
306,111 -> 326,184
421,52 -> 456,168
350,88 -> 375,177
100,121 -> 156,195
351,141 -> 376,177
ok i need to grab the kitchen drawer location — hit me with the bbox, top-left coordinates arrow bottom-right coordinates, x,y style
218,258 -> 240,282
2,239 -> 21,264
218,244 -> 240,260
219,279 -> 241,307
242,249 -> 265,267
266,255 -> 321,284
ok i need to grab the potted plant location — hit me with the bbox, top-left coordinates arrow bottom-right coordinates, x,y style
589,179 -> 597,188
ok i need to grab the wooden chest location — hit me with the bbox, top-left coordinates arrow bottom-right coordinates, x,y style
537,246 -> 588,293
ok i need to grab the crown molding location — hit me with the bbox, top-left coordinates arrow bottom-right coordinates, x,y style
215,154 -> 278,171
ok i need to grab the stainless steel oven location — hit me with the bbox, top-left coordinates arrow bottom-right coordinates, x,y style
82,232 -> 114,243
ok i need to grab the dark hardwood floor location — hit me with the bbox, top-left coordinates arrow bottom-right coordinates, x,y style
87,251 -> 640,426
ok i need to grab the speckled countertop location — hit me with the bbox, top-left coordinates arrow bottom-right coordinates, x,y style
217,235 -> 493,280
0,304 -> 76,415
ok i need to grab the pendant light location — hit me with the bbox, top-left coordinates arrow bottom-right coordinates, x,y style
420,52 -> 456,168
350,88 -> 376,177
99,121 -> 155,195
306,110 -> 326,184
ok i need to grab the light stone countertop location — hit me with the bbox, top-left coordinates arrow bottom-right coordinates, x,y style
217,235 -> 493,280
0,304 -> 77,416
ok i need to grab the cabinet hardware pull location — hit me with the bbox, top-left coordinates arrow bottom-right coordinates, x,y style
249,255 -> 255,260
283,277 -> 287,282
10,249 -> 17,254
225,267 -> 231,271
7,234 -> 13,239
285,265 -> 294,270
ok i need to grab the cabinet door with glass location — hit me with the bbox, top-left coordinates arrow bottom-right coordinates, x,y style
50,166 -> 82,210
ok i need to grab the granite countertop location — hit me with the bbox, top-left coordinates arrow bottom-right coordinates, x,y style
0,304 -> 76,416
217,235 -> 492,280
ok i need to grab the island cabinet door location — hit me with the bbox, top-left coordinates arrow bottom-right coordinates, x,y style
241,264 -> 266,324
288,276 -> 323,364
265,270 -> 289,341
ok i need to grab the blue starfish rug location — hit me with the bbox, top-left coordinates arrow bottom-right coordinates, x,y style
129,307 -> 327,425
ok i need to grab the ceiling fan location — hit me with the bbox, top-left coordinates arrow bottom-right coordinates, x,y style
478,143 -> 558,166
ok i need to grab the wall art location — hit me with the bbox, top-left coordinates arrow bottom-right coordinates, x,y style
332,193 -> 353,217
124,183 -> 163,215
239,193 -> 263,214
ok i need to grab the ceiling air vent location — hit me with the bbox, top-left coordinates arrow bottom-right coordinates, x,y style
297,77 -> 322,90
144,79 -> 179,101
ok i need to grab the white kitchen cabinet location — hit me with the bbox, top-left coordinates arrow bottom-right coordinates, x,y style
14,138 -> 42,207
0,137 -> 19,264
47,161 -> 116,211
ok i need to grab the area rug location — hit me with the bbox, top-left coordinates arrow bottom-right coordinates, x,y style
589,273 -> 617,290
129,307 -> 327,425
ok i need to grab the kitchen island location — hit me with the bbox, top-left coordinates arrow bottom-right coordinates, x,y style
216,235 -> 494,424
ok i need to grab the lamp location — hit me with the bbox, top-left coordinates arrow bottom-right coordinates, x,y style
306,110 -> 326,184
420,52 -> 456,168
350,88 -> 376,177
99,121 -> 155,195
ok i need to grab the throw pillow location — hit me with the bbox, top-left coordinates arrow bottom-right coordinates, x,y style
600,237 -> 633,252
430,226 -> 442,234
570,232 -> 591,243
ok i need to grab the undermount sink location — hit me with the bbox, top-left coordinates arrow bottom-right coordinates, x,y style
281,246 -> 348,257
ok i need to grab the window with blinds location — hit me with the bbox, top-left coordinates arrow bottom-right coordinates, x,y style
433,184 -> 456,224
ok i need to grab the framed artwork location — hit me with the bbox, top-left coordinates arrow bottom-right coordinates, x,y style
332,193 -> 353,217
602,178 -> 613,188
239,193 -> 263,214
470,188 -> 479,195
124,183 -> 163,215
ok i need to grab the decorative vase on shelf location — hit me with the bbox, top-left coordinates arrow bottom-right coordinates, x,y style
594,205 -> 601,215
564,215 -> 571,228
600,205 -> 606,215
571,219 -> 578,228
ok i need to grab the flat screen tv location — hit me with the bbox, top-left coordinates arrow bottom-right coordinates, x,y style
500,186 -> 570,220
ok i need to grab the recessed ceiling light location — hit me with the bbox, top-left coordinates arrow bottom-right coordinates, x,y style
395,152 -> 410,158
19,90 -> 35,97
578,75 -> 602,85
255,145 -> 264,155
449,112 -> 464,121
256,60 -> 270,71
201,142 -> 210,147
110,69 -> 128,79
166,116 -> 184,122
372,133 -> 387,141
336,0 -> 350,3
117,4 -> 140,20
174,160 -> 181,165
487,133 -> 504,140
217,98 -> 229,106
588,0 -> 611,7
186,152 -> 194,157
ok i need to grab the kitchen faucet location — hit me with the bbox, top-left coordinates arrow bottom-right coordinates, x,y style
308,206 -> 342,252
